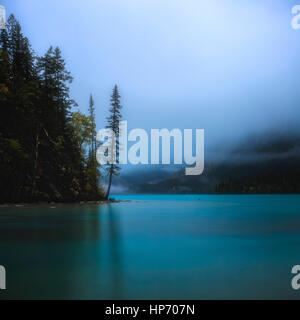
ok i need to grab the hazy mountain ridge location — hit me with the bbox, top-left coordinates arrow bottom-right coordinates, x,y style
114,132 -> 300,194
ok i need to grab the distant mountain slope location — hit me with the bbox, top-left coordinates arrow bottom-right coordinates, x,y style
113,131 -> 300,194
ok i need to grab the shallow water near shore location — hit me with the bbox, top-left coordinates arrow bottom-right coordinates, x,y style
0,194 -> 300,300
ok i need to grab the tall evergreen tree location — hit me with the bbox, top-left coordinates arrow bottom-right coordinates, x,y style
0,15 -> 39,202
86,94 -> 102,199
105,85 -> 122,199
0,14 -> 104,203
88,94 -> 96,156
35,46 -> 83,201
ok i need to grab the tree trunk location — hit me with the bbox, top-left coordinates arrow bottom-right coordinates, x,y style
106,166 -> 113,199
31,130 -> 40,200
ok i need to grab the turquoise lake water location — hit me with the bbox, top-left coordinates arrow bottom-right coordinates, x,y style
0,194 -> 300,300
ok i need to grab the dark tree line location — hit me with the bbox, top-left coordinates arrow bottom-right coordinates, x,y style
0,15 -> 103,203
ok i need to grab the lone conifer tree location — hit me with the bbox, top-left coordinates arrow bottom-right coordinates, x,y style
88,94 -> 96,156
105,85 -> 122,199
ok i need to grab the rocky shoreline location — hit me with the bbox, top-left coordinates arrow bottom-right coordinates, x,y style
0,198 -> 130,208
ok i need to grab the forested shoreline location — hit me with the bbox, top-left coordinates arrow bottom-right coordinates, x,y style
2,15 -> 297,204
0,15 -> 103,203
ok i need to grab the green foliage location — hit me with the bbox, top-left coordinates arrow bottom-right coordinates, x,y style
0,15 -> 103,203
70,102 -> 103,200
70,111 -> 94,151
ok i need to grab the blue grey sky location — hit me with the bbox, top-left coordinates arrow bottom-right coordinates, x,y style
2,0 -> 300,160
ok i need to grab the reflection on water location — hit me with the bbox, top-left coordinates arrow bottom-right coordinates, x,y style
102,204 -> 123,299
0,204 -> 124,299
0,195 -> 300,299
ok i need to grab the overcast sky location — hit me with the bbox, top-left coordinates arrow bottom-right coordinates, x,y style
2,0 -> 300,162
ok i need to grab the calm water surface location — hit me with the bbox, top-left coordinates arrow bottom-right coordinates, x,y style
0,194 -> 300,300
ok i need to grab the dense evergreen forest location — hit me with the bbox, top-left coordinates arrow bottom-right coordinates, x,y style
0,15 -> 103,203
